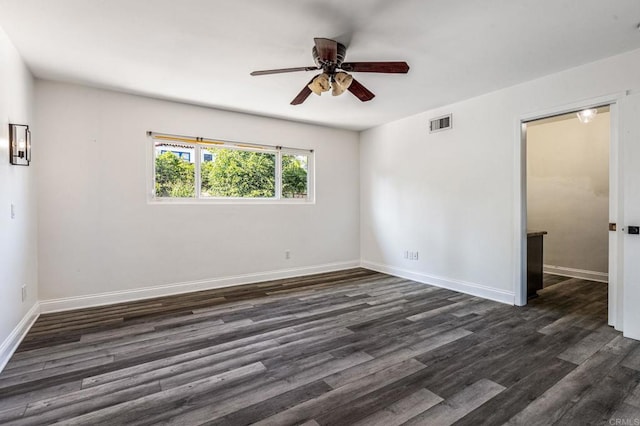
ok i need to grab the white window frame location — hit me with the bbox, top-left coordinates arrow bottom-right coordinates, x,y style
148,133 -> 315,204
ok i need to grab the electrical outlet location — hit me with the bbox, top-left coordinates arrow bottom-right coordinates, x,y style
285,250 -> 291,260
21,285 -> 27,302
405,251 -> 419,261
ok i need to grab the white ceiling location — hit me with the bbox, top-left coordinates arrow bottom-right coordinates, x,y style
1,0 -> 639,131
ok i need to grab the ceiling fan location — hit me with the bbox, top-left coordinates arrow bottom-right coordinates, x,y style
250,38 -> 410,105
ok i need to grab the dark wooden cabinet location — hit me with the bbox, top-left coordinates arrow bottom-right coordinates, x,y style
527,231 -> 547,299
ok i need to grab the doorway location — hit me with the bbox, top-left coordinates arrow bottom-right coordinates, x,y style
517,100 -> 621,329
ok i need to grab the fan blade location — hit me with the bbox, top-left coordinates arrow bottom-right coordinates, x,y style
314,38 -> 337,63
341,61 -> 410,73
290,77 -> 317,105
251,66 -> 318,76
348,78 -> 375,102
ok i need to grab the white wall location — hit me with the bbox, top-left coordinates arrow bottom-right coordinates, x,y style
527,112 -> 609,276
36,82 -> 360,307
0,27 -> 38,368
360,48 -> 640,339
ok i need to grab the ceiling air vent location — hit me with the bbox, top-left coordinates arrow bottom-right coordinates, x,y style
429,114 -> 452,133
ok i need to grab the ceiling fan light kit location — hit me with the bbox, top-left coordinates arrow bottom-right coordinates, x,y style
251,38 -> 409,105
331,72 -> 353,96
308,73 -> 331,95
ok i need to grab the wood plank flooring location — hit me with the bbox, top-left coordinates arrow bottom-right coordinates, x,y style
1,269 -> 639,425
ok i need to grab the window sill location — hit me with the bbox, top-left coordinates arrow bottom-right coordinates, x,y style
147,197 -> 315,205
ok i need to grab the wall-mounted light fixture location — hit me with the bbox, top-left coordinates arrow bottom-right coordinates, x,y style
9,123 -> 31,166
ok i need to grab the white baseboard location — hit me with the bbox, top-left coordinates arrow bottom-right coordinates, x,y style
0,302 -> 41,372
39,260 -> 361,314
361,261 -> 514,305
543,265 -> 608,283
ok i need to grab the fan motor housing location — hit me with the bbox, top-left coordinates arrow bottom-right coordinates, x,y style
312,42 -> 347,68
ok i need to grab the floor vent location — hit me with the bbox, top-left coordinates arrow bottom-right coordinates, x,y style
429,114 -> 452,133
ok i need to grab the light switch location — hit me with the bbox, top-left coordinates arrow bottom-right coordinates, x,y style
10,203 -> 15,219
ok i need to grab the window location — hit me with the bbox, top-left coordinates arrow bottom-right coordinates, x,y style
154,143 -> 195,198
282,153 -> 309,199
151,134 -> 314,202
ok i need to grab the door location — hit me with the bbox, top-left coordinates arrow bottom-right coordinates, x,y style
622,92 -> 640,340
518,101 -> 620,327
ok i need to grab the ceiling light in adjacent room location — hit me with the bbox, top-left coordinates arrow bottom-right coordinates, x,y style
576,108 -> 598,123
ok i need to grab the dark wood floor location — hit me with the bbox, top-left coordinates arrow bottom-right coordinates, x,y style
543,272 -> 577,288
1,269 -> 639,425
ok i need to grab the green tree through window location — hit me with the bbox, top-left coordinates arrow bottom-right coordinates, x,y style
282,154 -> 308,198
153,139 -> 312,201
202,148 -> 275,197
154,151 -> 195,197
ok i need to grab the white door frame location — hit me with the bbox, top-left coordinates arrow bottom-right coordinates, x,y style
513,92 -> 625,330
